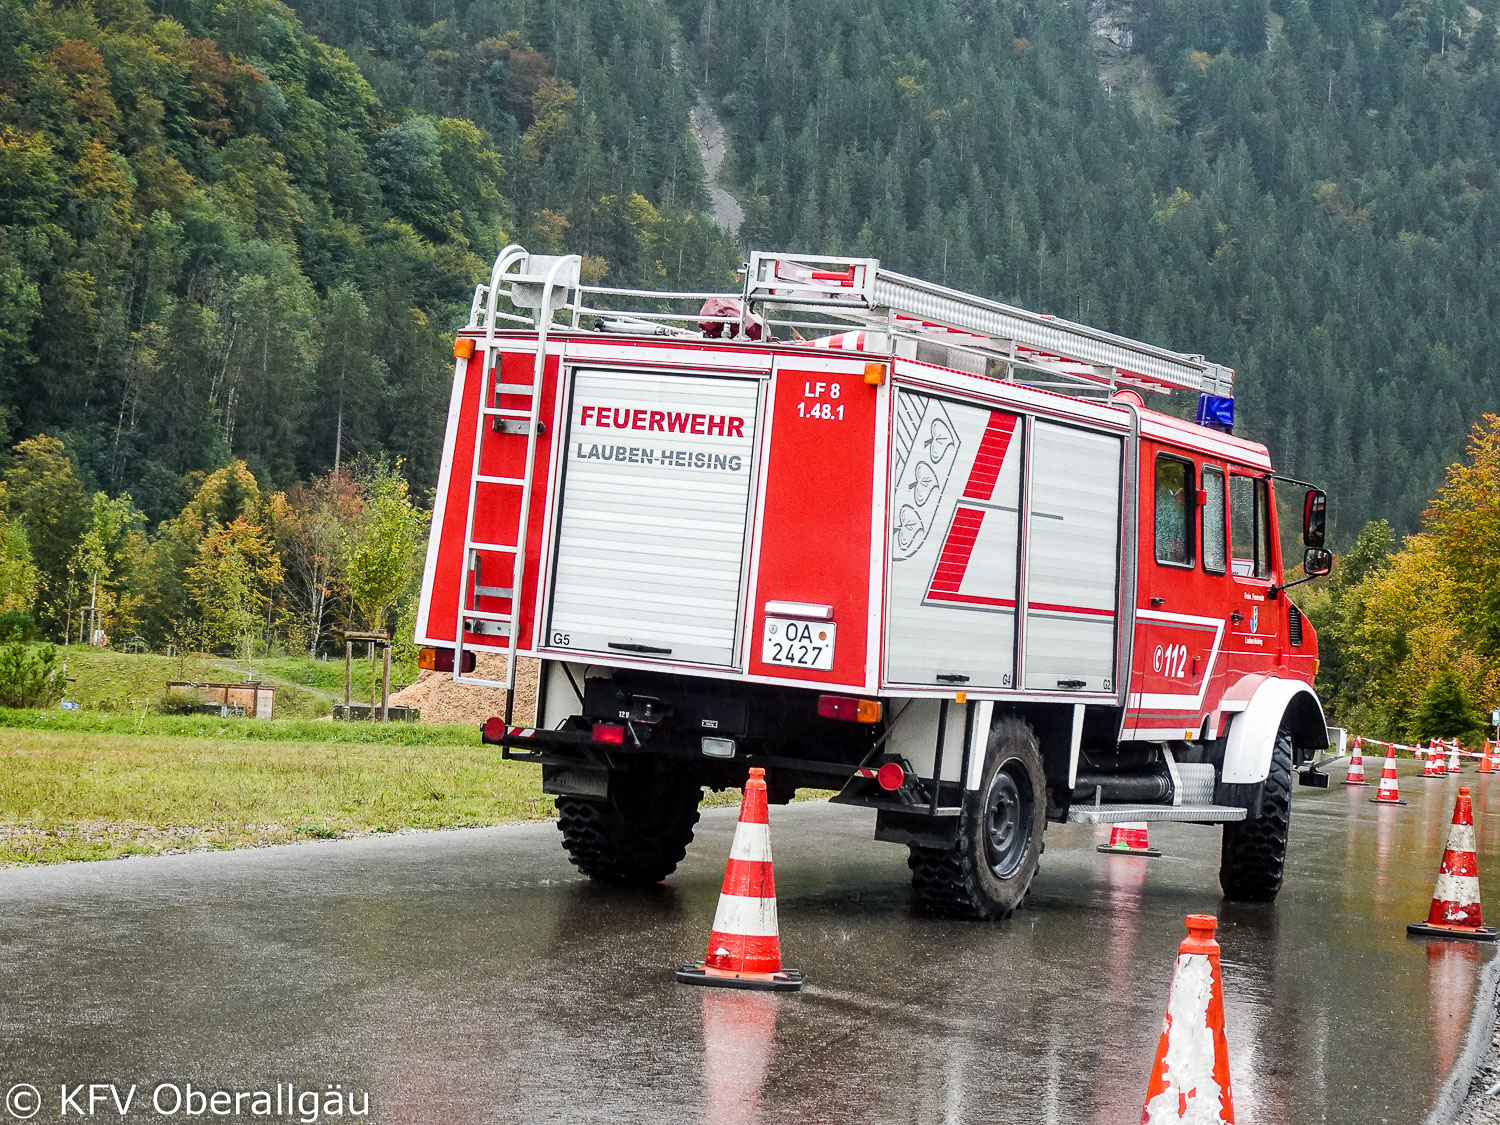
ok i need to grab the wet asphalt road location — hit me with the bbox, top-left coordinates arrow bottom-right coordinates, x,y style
2,760 -> 1498,1125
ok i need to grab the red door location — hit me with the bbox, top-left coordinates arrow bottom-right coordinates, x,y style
1125,445 -> 1226,741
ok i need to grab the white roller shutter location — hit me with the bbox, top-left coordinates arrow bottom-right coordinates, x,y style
547,370 -> 760,667
885,391 -> 1022,688
1023,421 -> 1121,691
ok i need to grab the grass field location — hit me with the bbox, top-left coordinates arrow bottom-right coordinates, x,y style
0,714 -> 750,866
48,647 -> 419,720
0,723 -> 550,865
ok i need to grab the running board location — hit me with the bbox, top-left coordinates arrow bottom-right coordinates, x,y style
1067,803 -> 1247,825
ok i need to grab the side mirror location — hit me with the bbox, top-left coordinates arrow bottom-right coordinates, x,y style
1303,489 -> 1327,548
1303,546 -> 1333,577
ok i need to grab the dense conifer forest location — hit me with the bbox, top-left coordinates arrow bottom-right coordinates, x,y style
3,0 -> 1500,733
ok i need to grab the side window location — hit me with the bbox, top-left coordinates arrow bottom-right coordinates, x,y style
1201,466 -> 1226,575
1229,473 -> 1272,578
1154,455 -> 1193,566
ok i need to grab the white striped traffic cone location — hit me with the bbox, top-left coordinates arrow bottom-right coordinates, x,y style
1447,742 -> 1463,774
1408,787 -> 1499,941
1097,821 -> 1161,857
1141,915 -> 1235,1124
1370,751 -> 1407,804
1424,743 -> 1447,779
1344,739 -> 1367,786
676,767 -> 804,991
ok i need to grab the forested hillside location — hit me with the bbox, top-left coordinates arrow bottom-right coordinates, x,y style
676,0 -> 1500,541
0,0 -> 733,524
3,0 -> 1500,667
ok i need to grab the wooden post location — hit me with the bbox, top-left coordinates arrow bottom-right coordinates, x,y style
369,642 -> 377,718
381,641 -> 392,722
344,639 -> 352,709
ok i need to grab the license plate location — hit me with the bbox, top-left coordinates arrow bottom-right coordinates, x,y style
761,617 -> 836,671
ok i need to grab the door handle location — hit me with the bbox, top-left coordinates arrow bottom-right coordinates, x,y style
1150,597 -> 1165,607
1230,611 -> 1244,624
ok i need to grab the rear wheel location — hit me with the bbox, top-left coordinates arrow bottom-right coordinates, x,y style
907,717 -> 1046,920
556,767 -> 702,885
1219,728 -> 1294,902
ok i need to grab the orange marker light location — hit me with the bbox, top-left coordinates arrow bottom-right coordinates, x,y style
453,337 -> 475,359
863,362 -> 886,386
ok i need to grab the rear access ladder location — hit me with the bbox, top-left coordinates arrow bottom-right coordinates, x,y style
451,247 -> 580,717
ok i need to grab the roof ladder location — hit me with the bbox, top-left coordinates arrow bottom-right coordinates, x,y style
741,252 -> 1234,400
452,247 -> 580,719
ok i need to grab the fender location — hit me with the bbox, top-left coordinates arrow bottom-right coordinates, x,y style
1221,677 -> 1329,784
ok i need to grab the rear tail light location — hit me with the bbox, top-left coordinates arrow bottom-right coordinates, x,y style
481,717 -> 505,743
592,722 -> 626,744
419,646 -> 477,673
817,694 -> 884,723
875,762 -> 906,791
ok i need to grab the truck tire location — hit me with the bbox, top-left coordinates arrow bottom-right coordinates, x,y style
555,769 -> 702,885
1219,728 -> 1293,902
907,716 -> 1046,920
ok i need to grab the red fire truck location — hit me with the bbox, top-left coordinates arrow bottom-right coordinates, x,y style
415,248 -> 1334,919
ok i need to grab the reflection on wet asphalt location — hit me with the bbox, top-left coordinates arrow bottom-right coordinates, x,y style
1,761 -> 1496,1124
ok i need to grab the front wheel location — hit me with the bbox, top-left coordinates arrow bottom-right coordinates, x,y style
556,767 -> 701,885
907,716 -> 1046,920
1219,728 -> 1294,902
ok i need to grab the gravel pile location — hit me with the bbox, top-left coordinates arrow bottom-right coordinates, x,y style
388,653 -> 539,726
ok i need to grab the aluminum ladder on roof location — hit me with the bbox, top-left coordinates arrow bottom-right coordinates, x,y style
451,246 -> 581,718
741,251 -> 1235,400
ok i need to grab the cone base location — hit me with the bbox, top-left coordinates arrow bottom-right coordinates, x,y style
1096,843 -> 1161,857
1406,921 -> 1500,942
675,964 -> 805,991
1342,779 -> 1368,786
1370,797 -> 1408,804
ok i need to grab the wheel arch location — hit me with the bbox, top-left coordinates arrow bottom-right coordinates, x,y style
1222,678 -> 1328,784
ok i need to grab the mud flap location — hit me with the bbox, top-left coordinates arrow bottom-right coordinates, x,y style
874,808 -> 961,849
542,764 -> 609,799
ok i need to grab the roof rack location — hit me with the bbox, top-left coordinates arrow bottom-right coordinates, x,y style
466,246 -> 1234,403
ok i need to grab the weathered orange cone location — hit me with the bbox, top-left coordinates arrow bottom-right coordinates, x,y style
1098,821 -> 1162,858
1141,915 -> 1235,1124
1423,743 -> 1447,779
1371,751 -> 1407,804
1344,739 -> 1367,786
677,767 -> 805,991
1482,741 -> 1494,775
1447,742 -> 1463,774
1408,787 -> 1499,942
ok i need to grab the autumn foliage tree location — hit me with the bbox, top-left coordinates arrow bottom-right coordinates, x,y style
1307,416 -> 1500,740
186,518 -> 285,657
1426,415 -> 1500,660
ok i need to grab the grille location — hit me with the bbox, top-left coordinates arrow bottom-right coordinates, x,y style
1288,604 -> 1304,647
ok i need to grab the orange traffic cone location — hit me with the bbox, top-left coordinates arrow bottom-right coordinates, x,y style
1098,821 -> 1162,857
1371,751 -> 1407,804
1423,743 -> 1447,779
1482,741 -> 1494,775
677,767 -> 805,991
1408,787 -> 1499,941
1344,739 -> 1367,786
1447,741 -> 1463,774
1141,915 -> 1235,1124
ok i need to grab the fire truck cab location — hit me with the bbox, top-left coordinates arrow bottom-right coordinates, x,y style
415,247 -> 1333,919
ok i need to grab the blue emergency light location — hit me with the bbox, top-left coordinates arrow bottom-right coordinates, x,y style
1196,393 -> 1234,433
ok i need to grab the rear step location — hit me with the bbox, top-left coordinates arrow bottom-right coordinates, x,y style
1067,803 -> 1246,824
